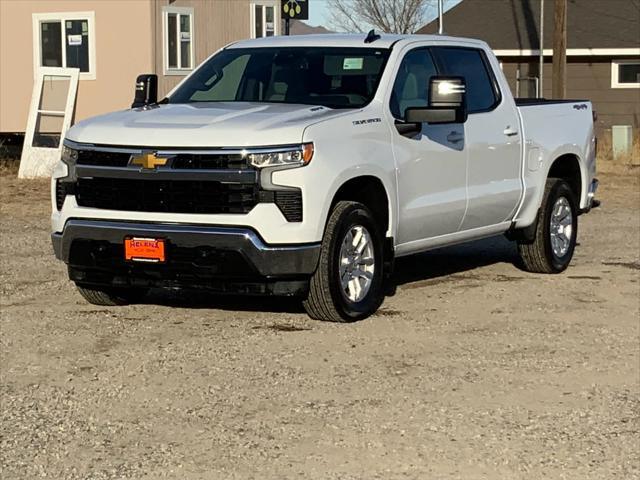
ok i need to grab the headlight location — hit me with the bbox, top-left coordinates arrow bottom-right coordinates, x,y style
61,144 -> 79,165
248,143 -> 314,168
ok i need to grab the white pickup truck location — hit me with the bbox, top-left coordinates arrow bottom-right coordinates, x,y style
52,33 -> 598,322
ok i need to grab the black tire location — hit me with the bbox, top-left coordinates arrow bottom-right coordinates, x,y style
75,284 -> 148,306
518,178 -> 578,273
303,201 -> 385,322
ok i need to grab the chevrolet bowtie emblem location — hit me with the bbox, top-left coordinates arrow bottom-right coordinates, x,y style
130,152 -> 169,170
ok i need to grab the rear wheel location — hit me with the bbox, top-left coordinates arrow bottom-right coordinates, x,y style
303,201 -> 384,322
75,284 -> 148,306
518,178 -> 578,273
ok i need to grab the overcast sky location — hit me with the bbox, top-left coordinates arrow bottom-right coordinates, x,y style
307,0 -> 463,29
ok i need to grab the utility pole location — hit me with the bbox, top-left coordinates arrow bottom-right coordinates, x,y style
552,0 -> 567,99
539,0 -> 544,98
438,0 -> 444,34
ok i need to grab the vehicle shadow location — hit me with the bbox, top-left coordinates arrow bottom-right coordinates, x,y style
145,288 -> 306,314
392,234 -> 521,288
143,235 -> 521,313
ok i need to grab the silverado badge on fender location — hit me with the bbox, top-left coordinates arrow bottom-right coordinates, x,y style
129,152 -> 170,170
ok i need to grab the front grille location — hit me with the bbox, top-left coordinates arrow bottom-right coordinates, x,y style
77,150 -> 249,169
77,150 -> 130,167
274,190 -> 303,222
75,178 -> 257,214
172,154 -> 247,169
71,148 -> 302,220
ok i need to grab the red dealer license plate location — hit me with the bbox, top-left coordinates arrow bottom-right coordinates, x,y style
124,237 -> 166,263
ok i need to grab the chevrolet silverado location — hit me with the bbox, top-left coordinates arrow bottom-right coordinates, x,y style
51,33 -> 599,321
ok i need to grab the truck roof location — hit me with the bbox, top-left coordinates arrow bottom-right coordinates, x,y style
228,33 -> 487,50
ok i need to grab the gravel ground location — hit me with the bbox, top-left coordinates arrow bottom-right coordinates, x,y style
1,172 -> 638,480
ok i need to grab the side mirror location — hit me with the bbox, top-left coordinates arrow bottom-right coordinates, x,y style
405,76 -> 467,125
131,74 -> 158,108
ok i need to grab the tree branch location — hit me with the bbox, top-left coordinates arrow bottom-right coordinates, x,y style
327,0 -> 433,34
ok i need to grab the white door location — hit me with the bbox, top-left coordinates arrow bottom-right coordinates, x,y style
390,48 -> 467,245
431,46 -> 522,230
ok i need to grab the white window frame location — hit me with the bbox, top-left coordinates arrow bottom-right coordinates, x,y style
250,1 -> 280,39
19,67 -> 80,178
162,6 -> 195,76
32,11 -> 96,81
611,59 -> 640,89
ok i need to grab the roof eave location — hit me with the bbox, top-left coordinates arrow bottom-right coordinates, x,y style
493,47 -> 640,57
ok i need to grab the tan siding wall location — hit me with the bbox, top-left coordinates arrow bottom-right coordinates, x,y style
500,58 -> 640,132
0,0 -> 154,133
153,0 -> 251,97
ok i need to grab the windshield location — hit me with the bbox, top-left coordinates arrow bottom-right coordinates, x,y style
169,47 -> 391,109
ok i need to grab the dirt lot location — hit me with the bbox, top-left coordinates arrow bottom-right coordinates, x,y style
1,172 -> 638,480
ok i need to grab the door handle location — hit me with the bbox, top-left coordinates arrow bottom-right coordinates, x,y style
447,132 -> 464,143
504,126 -> 519,136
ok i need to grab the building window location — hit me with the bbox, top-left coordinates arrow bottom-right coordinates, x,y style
611,60 -> 640,88
163,6 -> 194,75
32,12 -> 96,80
251,1 -> 278,38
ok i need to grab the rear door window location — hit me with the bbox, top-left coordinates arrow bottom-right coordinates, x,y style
431,47 -> 500,113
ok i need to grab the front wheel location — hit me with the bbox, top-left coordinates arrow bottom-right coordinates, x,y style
518,178 -> 578,273
303,201 -> 385,322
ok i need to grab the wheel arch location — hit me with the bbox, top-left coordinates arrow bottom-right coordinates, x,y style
513,147 -> 588,231
547,153 -> 584,204
329,175 -> 392,239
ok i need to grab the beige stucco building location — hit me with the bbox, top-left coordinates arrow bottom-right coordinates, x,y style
0,0 -> 283,134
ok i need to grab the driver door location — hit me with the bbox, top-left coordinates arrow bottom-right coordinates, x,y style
390,48 -> 468,247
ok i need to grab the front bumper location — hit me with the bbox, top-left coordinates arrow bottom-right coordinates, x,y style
52,220 -> 320,295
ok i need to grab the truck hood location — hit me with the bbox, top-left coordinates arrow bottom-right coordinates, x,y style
66,102 -> 350,147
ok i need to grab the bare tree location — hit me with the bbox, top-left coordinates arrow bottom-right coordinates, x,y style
327,0 -> 434,34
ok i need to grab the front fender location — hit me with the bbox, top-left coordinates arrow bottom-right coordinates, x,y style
272,158 -> 397,243
272,110 -> 397,242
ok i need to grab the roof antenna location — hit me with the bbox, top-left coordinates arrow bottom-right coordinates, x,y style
364,29 -> 381,43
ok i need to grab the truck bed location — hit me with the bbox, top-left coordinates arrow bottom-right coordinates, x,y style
513,99 -> 596,229
515,98 -> 589,107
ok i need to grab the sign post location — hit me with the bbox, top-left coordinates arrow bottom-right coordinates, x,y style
281,0 -> 308,35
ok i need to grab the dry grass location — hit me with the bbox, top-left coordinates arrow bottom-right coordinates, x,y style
597,128 -> 640,173
0,158 -> 20,177
0,134 -> 21,176
0,172 -> 50,219
0,154 -> 47,215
